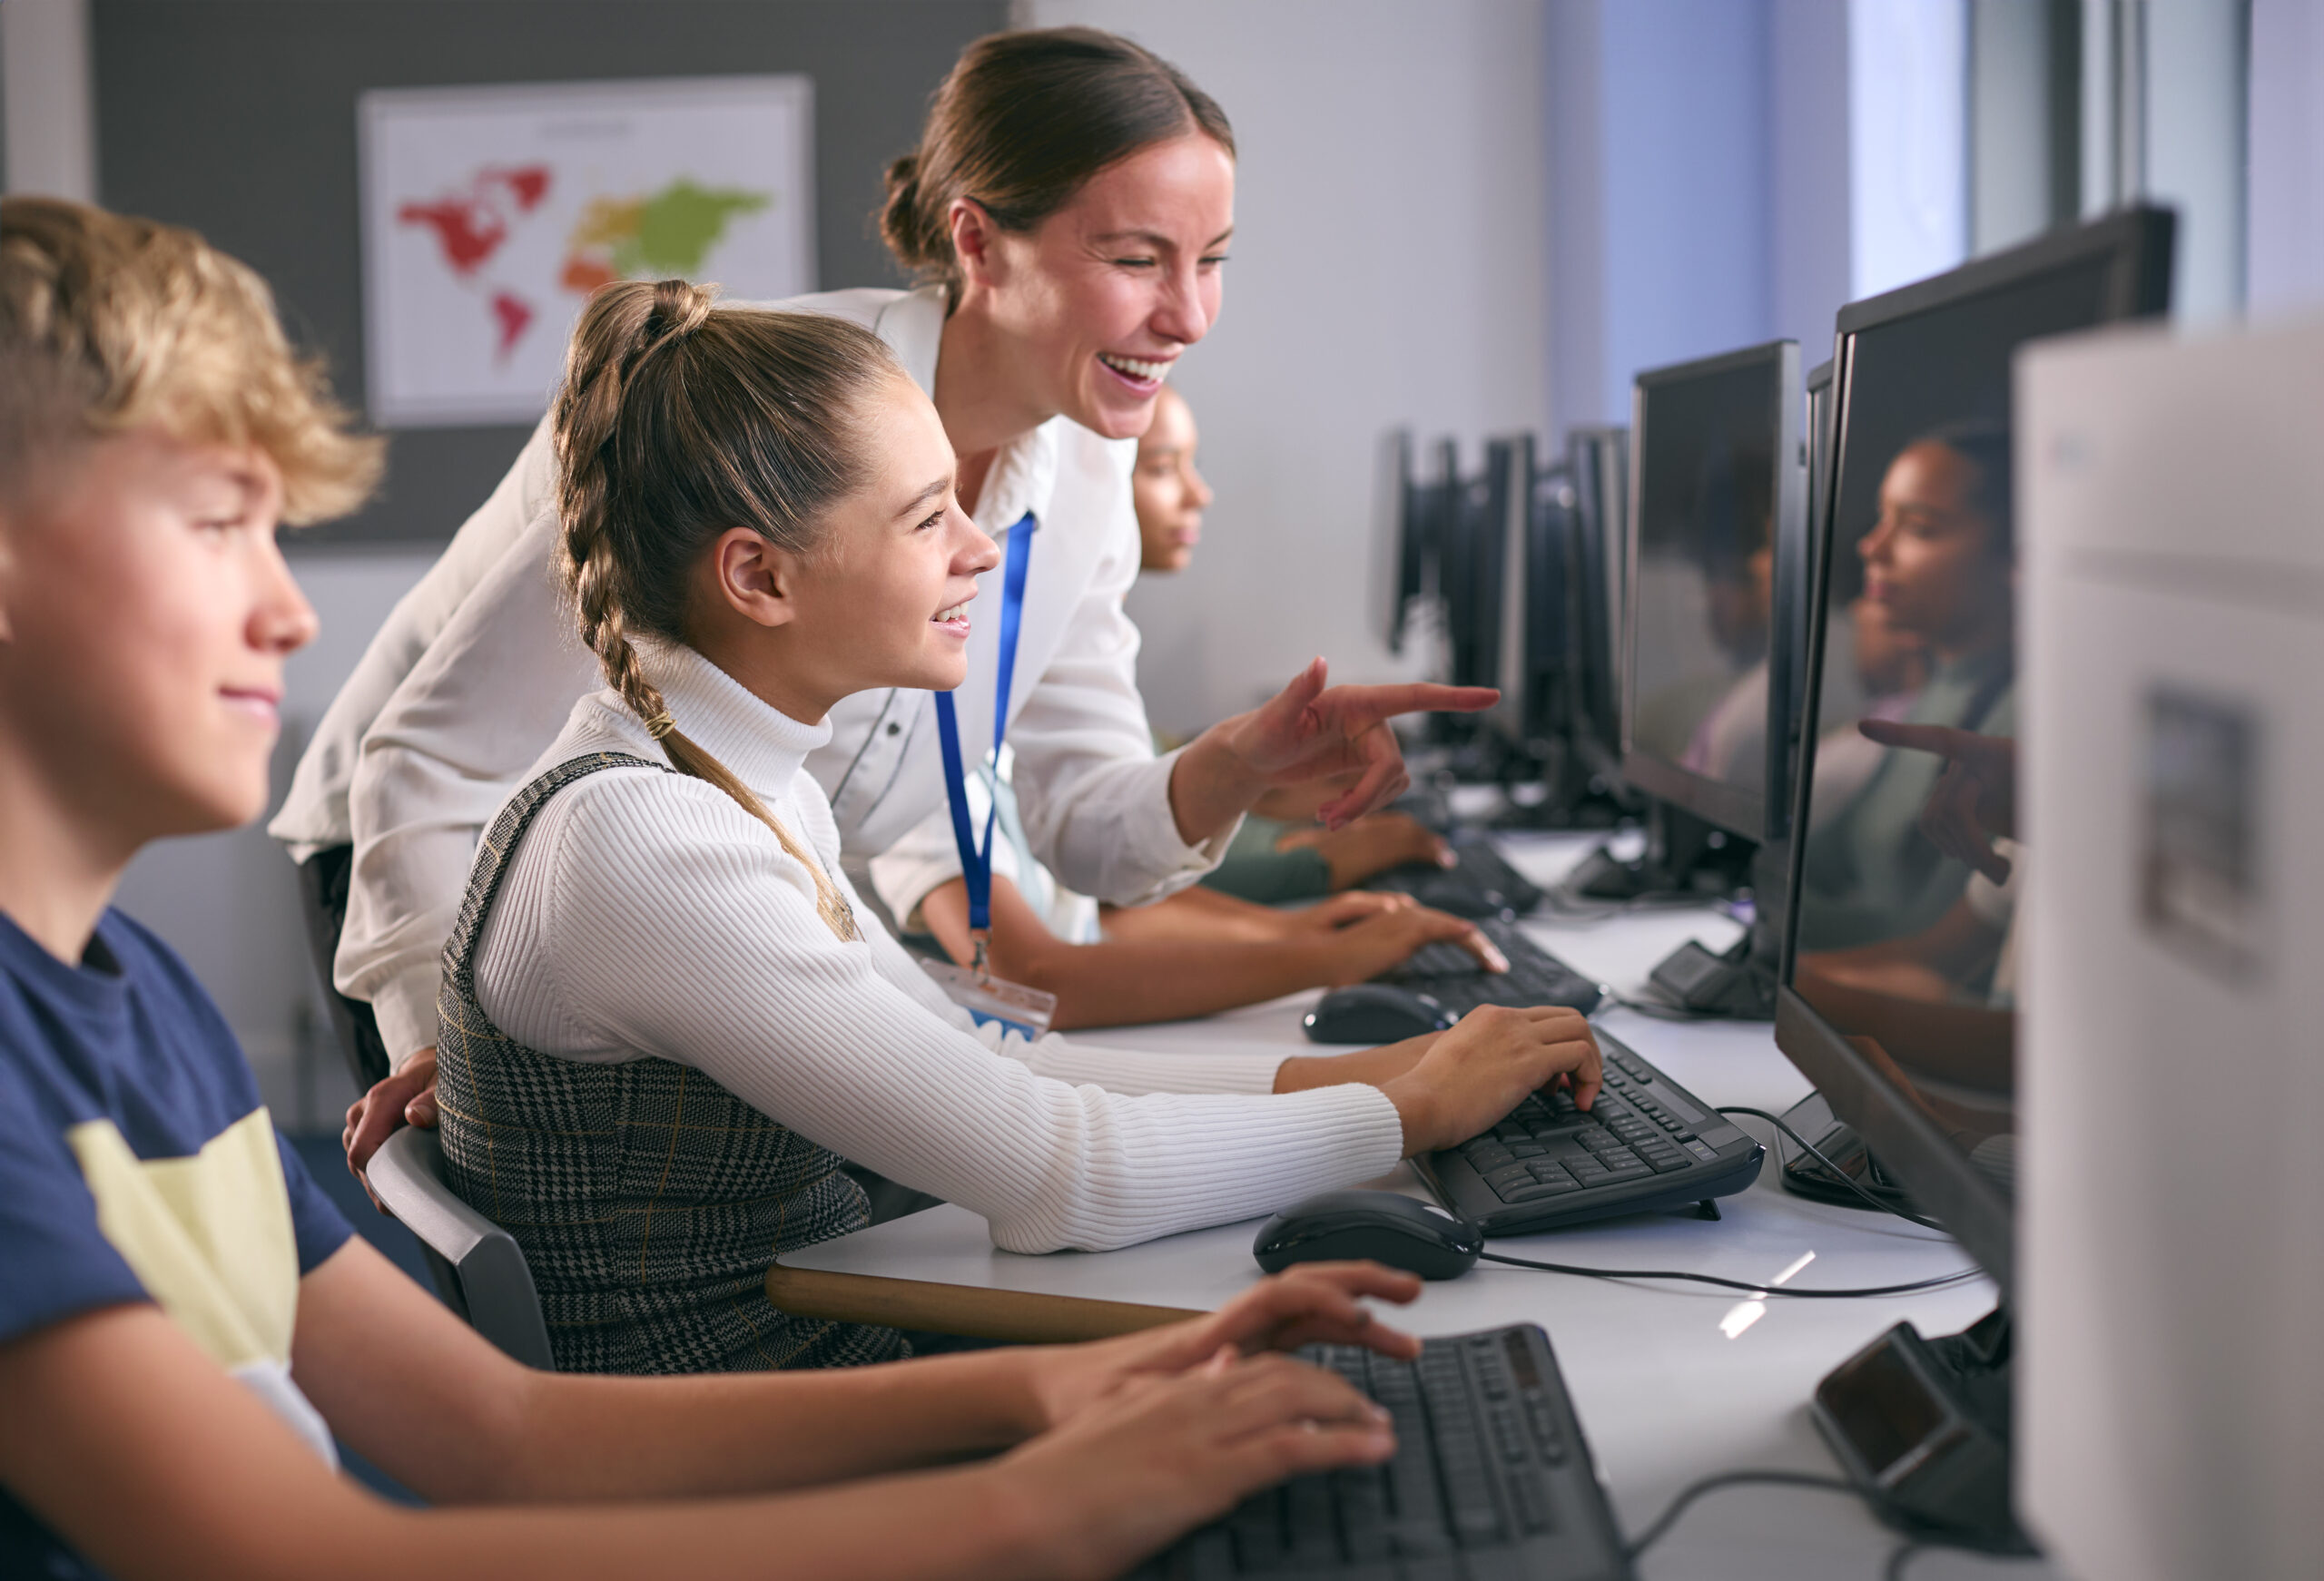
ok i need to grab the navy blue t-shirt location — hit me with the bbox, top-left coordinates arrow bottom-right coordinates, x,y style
0,907 -> 352,1578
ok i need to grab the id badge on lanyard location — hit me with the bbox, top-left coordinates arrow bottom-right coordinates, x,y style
929,511 -> 1058,1041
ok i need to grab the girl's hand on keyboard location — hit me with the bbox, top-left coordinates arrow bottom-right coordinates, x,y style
996,1347 -> 1396,1580
1311,903 -> 1506,986
1383,1004 -> 1602,1155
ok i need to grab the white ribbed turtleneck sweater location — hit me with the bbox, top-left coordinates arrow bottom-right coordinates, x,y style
471,644 -> 1406,1254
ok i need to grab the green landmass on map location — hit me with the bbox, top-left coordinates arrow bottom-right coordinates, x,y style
563,179 -> 772,291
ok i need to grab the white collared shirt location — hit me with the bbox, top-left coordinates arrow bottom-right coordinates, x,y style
271,286 -> 1234,1065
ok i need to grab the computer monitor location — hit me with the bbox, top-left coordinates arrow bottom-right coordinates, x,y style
1777,205 -> 2171,1288
1496,435 -> 1571,748
1768,357 -> 1836,844
1389,433 -> 1459,654
1773,206 -> 2172,1545
1563,427 -> 1629,779
1442,438 -> 1517,693
1621,340 -> 1803,843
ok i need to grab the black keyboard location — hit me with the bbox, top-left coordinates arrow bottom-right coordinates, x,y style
1131,1326 -> 1631,1580
1378,918 -> 1604,1017
1366,830 -> 1546,920
1418,1032 -> 1764,1235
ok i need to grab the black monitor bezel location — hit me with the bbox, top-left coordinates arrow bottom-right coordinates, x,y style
1774,205 -> 2177,1297
1620,339 -> 1802,842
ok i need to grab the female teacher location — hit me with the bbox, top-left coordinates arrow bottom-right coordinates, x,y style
275,26 -> 1492,1166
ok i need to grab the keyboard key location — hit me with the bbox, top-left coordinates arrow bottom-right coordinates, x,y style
1527,1160 -> 1574,1185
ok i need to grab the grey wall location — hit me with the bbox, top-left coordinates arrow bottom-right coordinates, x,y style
92,0 -> 1008,544
1022,0 -> 1554,734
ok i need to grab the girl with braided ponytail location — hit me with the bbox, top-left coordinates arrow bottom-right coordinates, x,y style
433,276 -> 1601,1378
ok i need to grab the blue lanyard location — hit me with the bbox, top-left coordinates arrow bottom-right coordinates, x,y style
933,511 -> 1037,951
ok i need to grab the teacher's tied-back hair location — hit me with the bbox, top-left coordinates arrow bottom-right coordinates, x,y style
0,196 -> 380,520
551,280 -> 899,902
879,25 -> 1236,298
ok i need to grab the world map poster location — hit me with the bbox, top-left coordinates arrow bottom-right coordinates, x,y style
359,75 -> 813,427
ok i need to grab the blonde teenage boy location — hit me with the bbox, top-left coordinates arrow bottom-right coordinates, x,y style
0,197 -> 1417,1581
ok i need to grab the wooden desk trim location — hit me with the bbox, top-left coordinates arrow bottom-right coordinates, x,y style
767,1263 -> 1203,1343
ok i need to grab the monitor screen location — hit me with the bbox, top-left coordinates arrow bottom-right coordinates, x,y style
1622,342 -> 1798,840
1777,206 -> 2173,1290
1443,439 -> 1515,692
1489,437 -> 1566,745
1565,427 -> 1629,771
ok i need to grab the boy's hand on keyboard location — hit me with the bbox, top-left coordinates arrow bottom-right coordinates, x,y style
998,1347 -> 1396,1580
1311,903 -> 1506,986
1383,1005 -> 1601,1155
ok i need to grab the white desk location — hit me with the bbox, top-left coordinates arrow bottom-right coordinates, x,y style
790,833 -> 2054,1580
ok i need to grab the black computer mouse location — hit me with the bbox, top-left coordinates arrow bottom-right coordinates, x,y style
1253,1189 -> 1483,1281
1302,983 -> 1456,1045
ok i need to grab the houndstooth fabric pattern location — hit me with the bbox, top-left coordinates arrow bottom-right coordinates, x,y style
432,751 -> 904,1374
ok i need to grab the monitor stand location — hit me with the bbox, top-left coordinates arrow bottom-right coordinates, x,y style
1640,840 -> 1790,1019
1492,735 -> 1633,831
1561,802 -> 1754,902
1812,1305 -> 2034,1555
1772,1090 -> 1918,1212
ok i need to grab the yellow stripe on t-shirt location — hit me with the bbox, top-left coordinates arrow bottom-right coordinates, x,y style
65,1107 -> 300,1370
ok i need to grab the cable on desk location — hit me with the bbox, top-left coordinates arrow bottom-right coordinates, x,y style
1886,1540 -> 1931,1580
1621,1468 -> 1863,1561
1601,988 -> 1724,1023
1476,1249 -> 1977,1299
1717,1105 -> 1950,1232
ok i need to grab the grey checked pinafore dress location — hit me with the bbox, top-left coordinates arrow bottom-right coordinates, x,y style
432,751 -> 905,1374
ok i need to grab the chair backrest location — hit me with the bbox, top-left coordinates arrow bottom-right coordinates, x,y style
367,1127 -> 556,1370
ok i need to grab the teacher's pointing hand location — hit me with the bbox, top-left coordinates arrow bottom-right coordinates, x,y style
1168,658 -> 1498,843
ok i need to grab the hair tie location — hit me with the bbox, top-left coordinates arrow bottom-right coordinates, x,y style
644,712 -> 677,740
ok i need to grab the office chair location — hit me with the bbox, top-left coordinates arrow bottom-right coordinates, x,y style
295,845 -> 396,1092
365,1126 -> 556,1370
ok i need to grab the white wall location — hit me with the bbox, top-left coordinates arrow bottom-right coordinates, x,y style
0,0 -> 95,199
1019,0 -> 1553,733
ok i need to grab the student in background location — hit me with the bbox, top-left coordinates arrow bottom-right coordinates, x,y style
301,27 -> 1490,1186
0,196 -> 1423,1581
1129,384 -> 1458,908
431,280 -> 1598,1374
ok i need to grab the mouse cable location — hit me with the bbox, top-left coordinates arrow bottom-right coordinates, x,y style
1475,1249 -> 1977,1300
1716,1105 -> 1950,1233
1620,1468 -> 1865,1561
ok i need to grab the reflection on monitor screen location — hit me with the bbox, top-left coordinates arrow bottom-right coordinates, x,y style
1788,259 -> 2120,1207
1630,360 -> 1783,801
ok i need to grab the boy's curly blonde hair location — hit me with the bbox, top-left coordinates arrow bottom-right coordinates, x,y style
0,196 -> 381,523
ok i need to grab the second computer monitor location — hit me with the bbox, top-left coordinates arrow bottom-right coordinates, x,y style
1621,340 -> 1803,841
1564,427 -> 1629,774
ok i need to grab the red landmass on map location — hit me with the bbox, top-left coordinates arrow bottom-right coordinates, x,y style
397,199 -> 505,275
396,164 -> 552,277
490,292 -> 535,361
